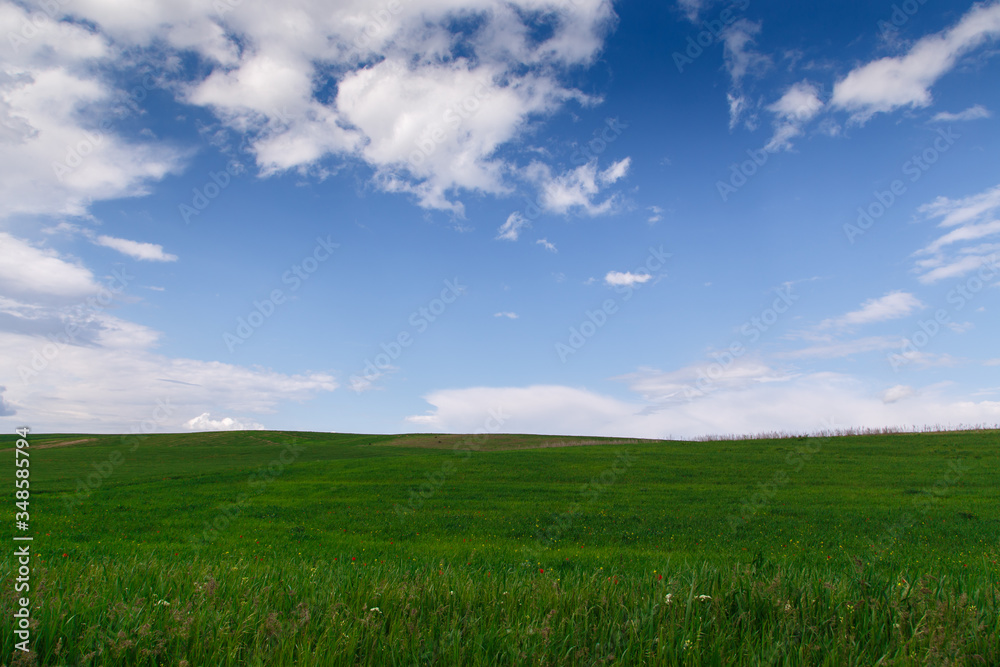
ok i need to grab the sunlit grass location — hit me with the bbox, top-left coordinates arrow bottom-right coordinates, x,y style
2,429 -> 998,665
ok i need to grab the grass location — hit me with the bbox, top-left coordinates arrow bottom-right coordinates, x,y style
2,429 -> 999,665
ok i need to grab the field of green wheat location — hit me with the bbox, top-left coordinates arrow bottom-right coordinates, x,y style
2,429 -> 998,665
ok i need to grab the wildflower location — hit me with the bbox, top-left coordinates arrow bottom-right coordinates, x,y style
696,595 -> 711,602
665,594 -> 673,605
156,600 -> 170,607
369,607 -> 381,614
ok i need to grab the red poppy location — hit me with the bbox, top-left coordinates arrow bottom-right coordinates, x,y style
352,557 -> 356,561
539,568 -> 544,573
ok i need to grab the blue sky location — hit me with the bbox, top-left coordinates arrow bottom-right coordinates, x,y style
2,0 -> 999,437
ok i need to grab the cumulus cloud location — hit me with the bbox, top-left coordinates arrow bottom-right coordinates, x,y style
765,81 -> 824,151
604,271 -> 651,287
536,238 -> 557,252
184,413 -> 266,431
0,235 -> 336,432
526,157 -> 631,216
832,3 -> 1000,122
0,233 -> 102,303
0,3 -> 184,219
95,235 -> 178,262
403,375 -> 1000,439
0,0 -> 622,219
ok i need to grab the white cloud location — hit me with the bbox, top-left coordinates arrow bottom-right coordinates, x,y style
527,157 -> 631,216
769,81 -> 824,121
604,271 -> 651,287
536,238 -> 557,252
617,359 -> 795,403
881,385 -> 914,404
95,235 -> 178,262
348,366 -> 397,393
599,157 -> 631,184
1,1 -> 620,218
919,184 -> 1000,228
184,413 -> 266,431
917,252 -> 1000,284
493,312 -> 519,319
832,3 -> 1000,122
722,19 -> 770,85
0,236 -> 336,432
403,375 -> 1000,439
819,291 -> 924,329
677,0 -> 708,22
496,211 -> 529,241
0,386 -> 15,417
913,184 -> 1000,283
727,92 -> 750,130
765,81 -> 824,151
931,104 -> 991,122
152,0 -> 615,213
0,3 -> 184,219
647,205 -> 663,224
0,233 -> 102,302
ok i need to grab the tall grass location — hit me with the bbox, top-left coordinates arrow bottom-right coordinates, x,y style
3,553 -> 997,666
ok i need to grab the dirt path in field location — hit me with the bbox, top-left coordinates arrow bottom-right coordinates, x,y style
2,437 -> 96,453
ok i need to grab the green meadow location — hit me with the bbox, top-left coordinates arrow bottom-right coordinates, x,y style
2,429 -> 998,665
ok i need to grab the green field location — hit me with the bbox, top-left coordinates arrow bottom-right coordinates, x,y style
2,429 -> 999,665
